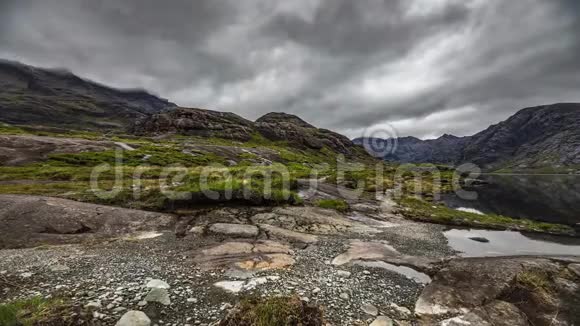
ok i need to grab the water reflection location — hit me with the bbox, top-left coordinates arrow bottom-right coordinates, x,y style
445,229 -> 580,257
442,175 -> 580,225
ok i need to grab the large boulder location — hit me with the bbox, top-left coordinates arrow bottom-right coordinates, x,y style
0,195 -> 175,248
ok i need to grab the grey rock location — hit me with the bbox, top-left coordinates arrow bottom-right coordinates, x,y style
208,223 -> 259,238
144,288 -> 171,306
115,310 -> 151,326
370,316 -> 394,326
468,237 -> 490,243
362,303 -> 379,316
146,279 -> 170,290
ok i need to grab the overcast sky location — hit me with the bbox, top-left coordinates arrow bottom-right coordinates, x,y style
1,0 -> 579,139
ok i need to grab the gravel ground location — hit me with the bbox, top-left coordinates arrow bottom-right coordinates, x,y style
0,209 -> 454,326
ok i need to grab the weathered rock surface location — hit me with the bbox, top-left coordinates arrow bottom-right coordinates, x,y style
193,240 -> 295,271
439,300 -> 528,326
132,107 -> 255,141
416,256 -> 580,325
0,195 -> 175,248
332,240 -> 439,274
208,223 -> 259,238
258,224 -> 318,244
250,207 -> 378,235
0,135 -> 118,165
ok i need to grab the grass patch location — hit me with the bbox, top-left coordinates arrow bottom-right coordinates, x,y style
219,295 -> 324,326
398,196 -> 574,235
316,199 -> 349,212
0,297 -> 74,326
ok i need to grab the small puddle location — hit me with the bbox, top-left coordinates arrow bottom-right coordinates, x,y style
444,229 -> 580,257
353,260 -> 431,284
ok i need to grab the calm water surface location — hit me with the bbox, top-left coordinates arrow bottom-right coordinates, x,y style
442,174 -> 580,225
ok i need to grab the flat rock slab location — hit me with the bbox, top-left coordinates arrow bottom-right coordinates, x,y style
258,224 -> 318,244
250,207 -> 379,235
193,240 -> 295,270
208,223 -> 259,238
0,135 -> 117,166
332,240 -> 438,274
0,195 -> 175,249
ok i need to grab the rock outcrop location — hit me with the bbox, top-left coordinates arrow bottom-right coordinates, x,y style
0,195 -> 175,248
131,107 -> 256,141
134,109 -> 365,156
416,256 -> 580,325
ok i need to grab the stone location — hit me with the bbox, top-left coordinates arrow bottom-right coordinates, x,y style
146,279 -> 170,290
362,303 -> 379,316
214,281 -> 246,294
389,303 -> 412,318
115,311 -> 151,326
208,223 -> 259,238
85,300 -> 102,309
144,288 -> 171,306
336,270 -> 352,278
468,237 -> 490,243
339,293 -> 350,300
370,316 -> 394,326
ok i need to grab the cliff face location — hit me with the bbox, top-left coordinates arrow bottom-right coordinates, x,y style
355,104 -> 580,170
0,60 -> 176,130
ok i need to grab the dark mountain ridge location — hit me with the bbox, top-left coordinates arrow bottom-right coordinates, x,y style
354,103 -> 580,171
0,60 -> 176,129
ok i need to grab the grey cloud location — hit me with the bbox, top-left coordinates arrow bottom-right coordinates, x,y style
0,0 -> 579,139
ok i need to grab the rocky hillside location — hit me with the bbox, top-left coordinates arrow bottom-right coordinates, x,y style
134,109 -> 364,156
0,60 -> 176,130
355,103 -> 580,171
0,60 -> 365,158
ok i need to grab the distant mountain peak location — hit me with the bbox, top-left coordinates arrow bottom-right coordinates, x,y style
361,103 -> 580,170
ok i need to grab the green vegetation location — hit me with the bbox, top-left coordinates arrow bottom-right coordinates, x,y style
0,123 -> 28,135
398,196 -> 575,235
219,296 -> 324,326
316,199 -> 349,212
0,297 -> 74,326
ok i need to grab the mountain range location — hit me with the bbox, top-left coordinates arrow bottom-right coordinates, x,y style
354,103 -> 580,171
2,60 -> 579,171
0,60 -> 365,157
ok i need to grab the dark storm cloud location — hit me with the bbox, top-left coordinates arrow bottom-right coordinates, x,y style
1,0 -> 579,139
